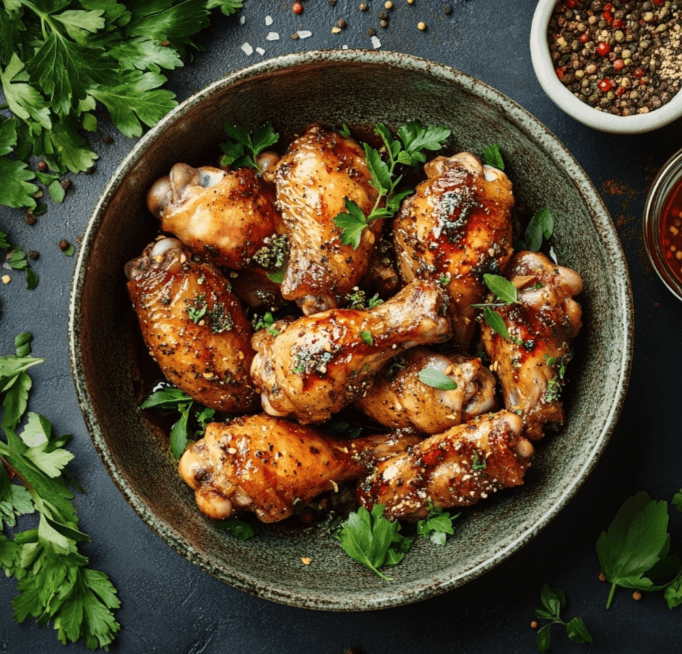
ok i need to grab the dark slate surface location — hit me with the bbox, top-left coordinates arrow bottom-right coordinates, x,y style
1,1 -> 682,652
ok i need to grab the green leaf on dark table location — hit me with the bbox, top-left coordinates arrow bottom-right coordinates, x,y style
566,617 -> 593,644
536,623 -> 552,653
672,489 -> 682,514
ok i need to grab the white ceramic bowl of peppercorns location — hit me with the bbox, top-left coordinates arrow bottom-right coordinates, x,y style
531,0 -> 682,133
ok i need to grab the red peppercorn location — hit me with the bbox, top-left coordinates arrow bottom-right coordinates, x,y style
579,32 -> 590,43
633,67 -> 645,78
596,42 -> 611,56
556,67 -> 565,80
603,10 -> 613,22
613,58 -> 625,70
616,86 -> 626,96
603,2 -> 613,10
565,0 -> 578,7
292,1 -> 303,13
652,0 -> 664,4
612,18 -> 624,28
598,78 -> 613,92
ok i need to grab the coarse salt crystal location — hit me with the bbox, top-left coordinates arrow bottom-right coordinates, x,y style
266,32 -> 279,41
256,47 -> 265,55
240,15 -> 245,25
265,15 -> 273,26
297,30 -> 312,39
371,35 -> 381,49
241,42 -> 253,55
342,44 -> 348,49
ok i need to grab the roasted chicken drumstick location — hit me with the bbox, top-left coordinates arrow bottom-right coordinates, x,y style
126,238 -> 258,413
481,251 -> 583,440
393,152 -> 515,348
250,279 -> 452,424
179,414 -> 422,523
356,347 -> 498,434
267,124 -> 381,314
357,411 -> 533,521
146,163 -> 282,270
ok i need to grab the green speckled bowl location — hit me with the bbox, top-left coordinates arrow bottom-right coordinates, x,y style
68,50 -> 633,610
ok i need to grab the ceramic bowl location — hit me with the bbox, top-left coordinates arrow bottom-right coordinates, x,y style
530,0 -> 682,134
69,50 -> 633,610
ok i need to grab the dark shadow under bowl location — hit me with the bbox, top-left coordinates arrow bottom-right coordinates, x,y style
68,50 -> 633,611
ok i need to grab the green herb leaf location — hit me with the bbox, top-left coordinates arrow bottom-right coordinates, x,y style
664,575 -> 682,609
672,490 -> 682,514
417,368 -> 457,391
524,208 -> 554,252
536,624 -> 552,653
334,198 -> 369,249
0,157 -> 38,209
267,271 -> 284,284
483,307 -> 510,340
482,144 -> 505,170
566,617 -> 593,644
216,517 -> 256,540
206,0 -> 244,16
339,123 -> 351,138
597,491 -> 671,608
25,268 -> 39,291
169,402 -> 191,460
416,506 -> 458,546
141,386 -> 192,411
360,331 -> 373,345
483,273 -> 518,304
336,505 -> 407,580
14,333 -> 32,358
540,584 -> 566,616
220,122 -> 279,172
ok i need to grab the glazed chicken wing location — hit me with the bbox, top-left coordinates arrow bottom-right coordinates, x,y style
251,279 -> 452,424
393,153 -> 514,348
178,414 -> 422,523
356,347 -> 498,434
481,251 -> 583,440
268,124 -> 381,314
146,163 -> 282,270
126,238 -> 258,413
357,411 -> 533,521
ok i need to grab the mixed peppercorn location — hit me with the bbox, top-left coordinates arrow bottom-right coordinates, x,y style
548,1 -> 682,115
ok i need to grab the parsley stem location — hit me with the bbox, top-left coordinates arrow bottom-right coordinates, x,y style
0,456 -> 34,493
606,582 -> 617,609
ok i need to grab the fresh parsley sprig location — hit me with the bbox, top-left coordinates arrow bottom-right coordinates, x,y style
333,121 -> 451,249
252,311 -> 279,337
219,122 -> 279,172
1,231 -> 38,290
597,491 -> 682,609
334,505 -> 412,580
141,385 -> 215,460
416,505 -> 459,546
474,274 -> 521,343
0,334 -> 121,650
482,143 -> 505,170
534,584 -> 592,653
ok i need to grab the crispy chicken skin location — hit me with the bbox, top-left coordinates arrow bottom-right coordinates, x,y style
357,411 -> 534,521
355,347 -> 498,434
146,164 -> 283,270
269,124 -> 381,314
393,153 -> 514,348
126,238 -> 258,413
481,251 -> 583,440
178,414 -> 422,522
250,279 -> 452,425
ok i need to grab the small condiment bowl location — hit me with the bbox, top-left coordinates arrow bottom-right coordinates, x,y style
530,0 -> 682,134
643,147 -> 682,300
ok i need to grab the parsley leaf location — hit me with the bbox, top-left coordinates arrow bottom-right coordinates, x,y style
334,198 -> 369,249
597,492 -> 676,608
534,584 -> 592,652
169,403 -> 192,460
0,157 -> 38,209
672,490 -> 682,514
335,505 -> 411,580
417,368 -> 457,391
664,575 -> 682,609
266,271 -> 284,284
253,311 -> 279,337
482,143 -> 505,170
220,122 -> 279,172
416,505 -> 458,546
215,517 -> 256,540
360,331 -> 373,345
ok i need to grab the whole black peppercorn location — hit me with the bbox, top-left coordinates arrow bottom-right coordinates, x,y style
58,239 -> 70,251
367,27 -> 376,35
360,3 -> 368,10
337,18 -> 347,28
379,11 -> 388,19
28,251 -> 39,260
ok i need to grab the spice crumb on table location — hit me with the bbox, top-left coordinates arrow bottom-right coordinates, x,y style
547,0 -> 682,116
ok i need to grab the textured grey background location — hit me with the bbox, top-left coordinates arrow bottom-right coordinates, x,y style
1,0 -> 682,652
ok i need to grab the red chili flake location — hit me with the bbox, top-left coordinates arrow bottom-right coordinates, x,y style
579,33 -> 590,43
556,67 -> 565,80
597,42 -> 611,56
639,79 -> 647,86
616,86 -> 626,96
612,18 -> 624,28
565,0 -> 578,7
292,1 -> 303,13
652,0 -> 664,4
633,67 -> 645,78
613,58 -> 625,70
598,78 -> 613,92
603,2 -> 613,10
603,10 -> 613,22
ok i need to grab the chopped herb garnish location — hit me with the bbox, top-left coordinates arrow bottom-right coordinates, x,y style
267,270 -> 285,284
534,584 -> 592,652
387,355 -> 406,378
187,294 -> 207,323
207,302 -> 234,334
472,452 -> 486,470
418,368 -> 457,391
360,331 -> 373,345
339,123 -> 352,138
220,122 -> 279,172
215,517 -> 256,540
333,121 -> 451,249
345,289 -> 383,309
1,238 -> 39,290
252,234 -> 288,270
253,311 -> 279,337
482,143 -> 505,170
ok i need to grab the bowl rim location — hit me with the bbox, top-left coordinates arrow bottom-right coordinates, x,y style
643,147 -> 682,301
530,0 -> 682,134
68,48 -> 634,611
